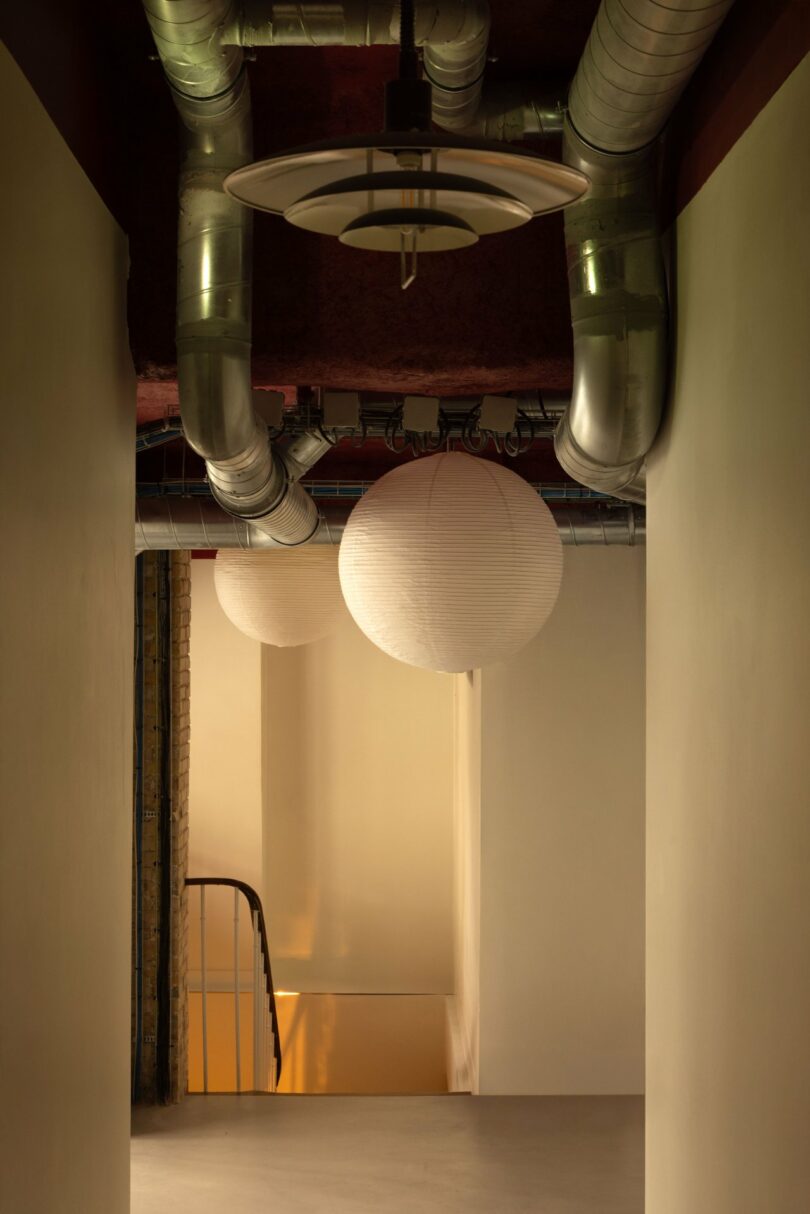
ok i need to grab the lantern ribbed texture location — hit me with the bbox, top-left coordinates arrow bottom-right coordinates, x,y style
214,547 -> 346,647
338,452 -> 563,672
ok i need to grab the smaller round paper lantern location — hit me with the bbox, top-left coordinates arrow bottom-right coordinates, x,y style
338,452 -> 563,672
214,547 -> 346,648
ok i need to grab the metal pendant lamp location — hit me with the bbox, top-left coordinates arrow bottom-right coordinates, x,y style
225,2 -> 589,287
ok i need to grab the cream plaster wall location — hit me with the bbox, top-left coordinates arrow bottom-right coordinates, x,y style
189,559 -> 263,891
646,56 -> 810,1213
0,46 -> 134,1214
262,614 -> 455,994
447,670 -> 482,1092
478,547 -> 646,1095
188,559 -> 263,979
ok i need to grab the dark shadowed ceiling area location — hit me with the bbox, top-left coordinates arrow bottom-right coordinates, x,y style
127,1 -> 604,414
4,0 -> 805,487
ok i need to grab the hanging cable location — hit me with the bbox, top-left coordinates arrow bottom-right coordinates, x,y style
399,0 -> 417,79
504,409 -> 535,456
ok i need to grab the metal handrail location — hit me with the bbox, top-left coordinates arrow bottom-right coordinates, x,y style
186,877 -> 282,1087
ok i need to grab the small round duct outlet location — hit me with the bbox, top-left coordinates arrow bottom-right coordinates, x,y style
225,135 -> 589,287
338,452 -> 564,673
214,548 -> 347,648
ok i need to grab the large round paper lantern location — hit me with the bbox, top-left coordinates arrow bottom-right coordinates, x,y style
214,547 -> 346,648
338,452 -> 563,672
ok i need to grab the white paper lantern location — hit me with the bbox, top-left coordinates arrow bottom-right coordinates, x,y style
338,452 -> 563,672
214,547 -> 346,648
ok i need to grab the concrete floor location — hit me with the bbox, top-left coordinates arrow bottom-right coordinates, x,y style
132,1094 -> 643,1213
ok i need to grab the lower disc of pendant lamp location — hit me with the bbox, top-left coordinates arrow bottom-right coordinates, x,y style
283,170 -> 534,240
340,207 -> 478,252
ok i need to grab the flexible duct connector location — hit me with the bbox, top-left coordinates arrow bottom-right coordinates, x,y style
135,497 -> 645,552
557,0 -> 735,501
226,1 -> 490,131
143,0 -> 324,544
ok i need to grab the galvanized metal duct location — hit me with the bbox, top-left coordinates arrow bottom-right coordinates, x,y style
556,0 -> 736,502
136,497 -> 350,552
135,497 -> 645,552
568,0 -> 736,155
555,131 -> 666,503
141,0 -> 499,542
227,1 -> 490,131
143,0 -> 326,544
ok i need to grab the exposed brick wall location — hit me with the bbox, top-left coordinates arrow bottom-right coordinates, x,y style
132,551 -> 190,1104
133,554 -> 160,1103
169,552 -> 190,1102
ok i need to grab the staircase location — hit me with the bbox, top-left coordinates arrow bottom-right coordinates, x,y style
186,877 -> 281,1093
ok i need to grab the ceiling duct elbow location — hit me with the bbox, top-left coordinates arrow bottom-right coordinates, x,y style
558,0 -> 736,502
143,0 -> 326,546
419,0 -> 490,131
225,1 -> 491,131
555,129 -> 667,504
142,0 -> 244,102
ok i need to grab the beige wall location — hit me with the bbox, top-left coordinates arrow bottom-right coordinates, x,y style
190,559 -> 263,891
262,614 -> 455,994
189,560 -> 263,980
0,46 -> 134,1214
477,547 -> 646,1095
646,57 -> 810,1213
447,670 -> 482,1092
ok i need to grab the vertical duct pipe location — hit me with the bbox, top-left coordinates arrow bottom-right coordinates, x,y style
555,0 -> 736,501
142,0 -> 324,544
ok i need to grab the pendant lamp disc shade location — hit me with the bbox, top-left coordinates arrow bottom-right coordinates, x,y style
214,547 -> 346,648
338,453 -> 563,673
225,135 -> 591,241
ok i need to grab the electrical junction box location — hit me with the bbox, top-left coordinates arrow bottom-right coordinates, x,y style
322,391 -> 361,429
252,389 -> 285,429
479,395 -> 518,434
403,395 -> 440,433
